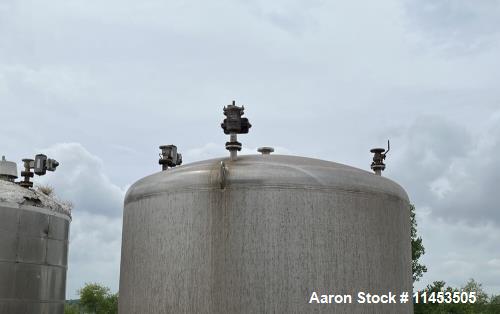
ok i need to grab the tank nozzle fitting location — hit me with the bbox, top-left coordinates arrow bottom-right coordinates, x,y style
257,147 -> 274,155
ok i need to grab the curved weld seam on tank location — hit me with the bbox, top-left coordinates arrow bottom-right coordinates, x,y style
124,184 -> 407,205
44,217 -> 49,265
219,161 -> 226,190
15,208 -> 20,261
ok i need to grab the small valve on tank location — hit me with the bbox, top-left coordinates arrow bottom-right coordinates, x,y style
370,140 -> 390,176
159,145 -> 182,171
221,100 -> 252,161
257,147 -> 274,155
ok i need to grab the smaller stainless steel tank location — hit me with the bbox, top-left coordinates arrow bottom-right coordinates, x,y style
0,179 -> 71,314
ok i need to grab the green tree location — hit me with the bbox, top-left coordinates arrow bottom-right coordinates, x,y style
490,294 -> 500,304
414,279 -> 500,314
78,283 -> 118,314
414,281 -> 454,314
410,204 -> 427,282
462,278 -> 489,305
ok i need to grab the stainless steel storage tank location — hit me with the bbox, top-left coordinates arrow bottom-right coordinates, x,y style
0,180 -> 71,314
119,154 -> 412,313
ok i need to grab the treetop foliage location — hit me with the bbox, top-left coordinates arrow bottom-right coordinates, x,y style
410,204 -> 427,283
65,283 -> 118,314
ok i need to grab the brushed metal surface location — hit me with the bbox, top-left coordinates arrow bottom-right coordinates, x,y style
0,262 -> 16,299
0,202 -> 70,314
0,300 -> 64,314
48,216 -> 70,240
0,231 -> 17,260
17,236 -> 47,263
47,239 -> 68,266
119,155 -> 412,313
19,209 -> 50,238
0,206 -> 18,232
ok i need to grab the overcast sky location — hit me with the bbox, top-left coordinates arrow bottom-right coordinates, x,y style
1,0 -> 499,299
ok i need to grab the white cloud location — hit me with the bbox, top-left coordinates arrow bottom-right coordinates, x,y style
37,142 -> 126,217
66,211 -> 122,299
429,176 -> 451,199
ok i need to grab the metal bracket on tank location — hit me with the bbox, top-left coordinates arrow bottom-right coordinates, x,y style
219,161 -> 227,189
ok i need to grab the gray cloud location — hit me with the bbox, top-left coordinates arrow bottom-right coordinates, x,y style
414,215 -> 500,293
388,113 -> 500,226
387,113 -> 500,293
404,0 -> 500,54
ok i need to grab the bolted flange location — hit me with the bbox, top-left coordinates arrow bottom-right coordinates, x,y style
19,159 -> 34,188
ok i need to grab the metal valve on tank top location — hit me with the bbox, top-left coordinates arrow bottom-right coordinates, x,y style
221,100 -> 252,161
18,154 -> 59,188
159,145 -> 182,171
370,140 -> 390,176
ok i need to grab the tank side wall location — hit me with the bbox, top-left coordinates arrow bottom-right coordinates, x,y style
119,188 -> 411,314
0,204 -> 69,314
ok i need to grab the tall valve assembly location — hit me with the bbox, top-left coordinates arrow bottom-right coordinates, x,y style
221,101 -> 251,161
119,101 -> 412,313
